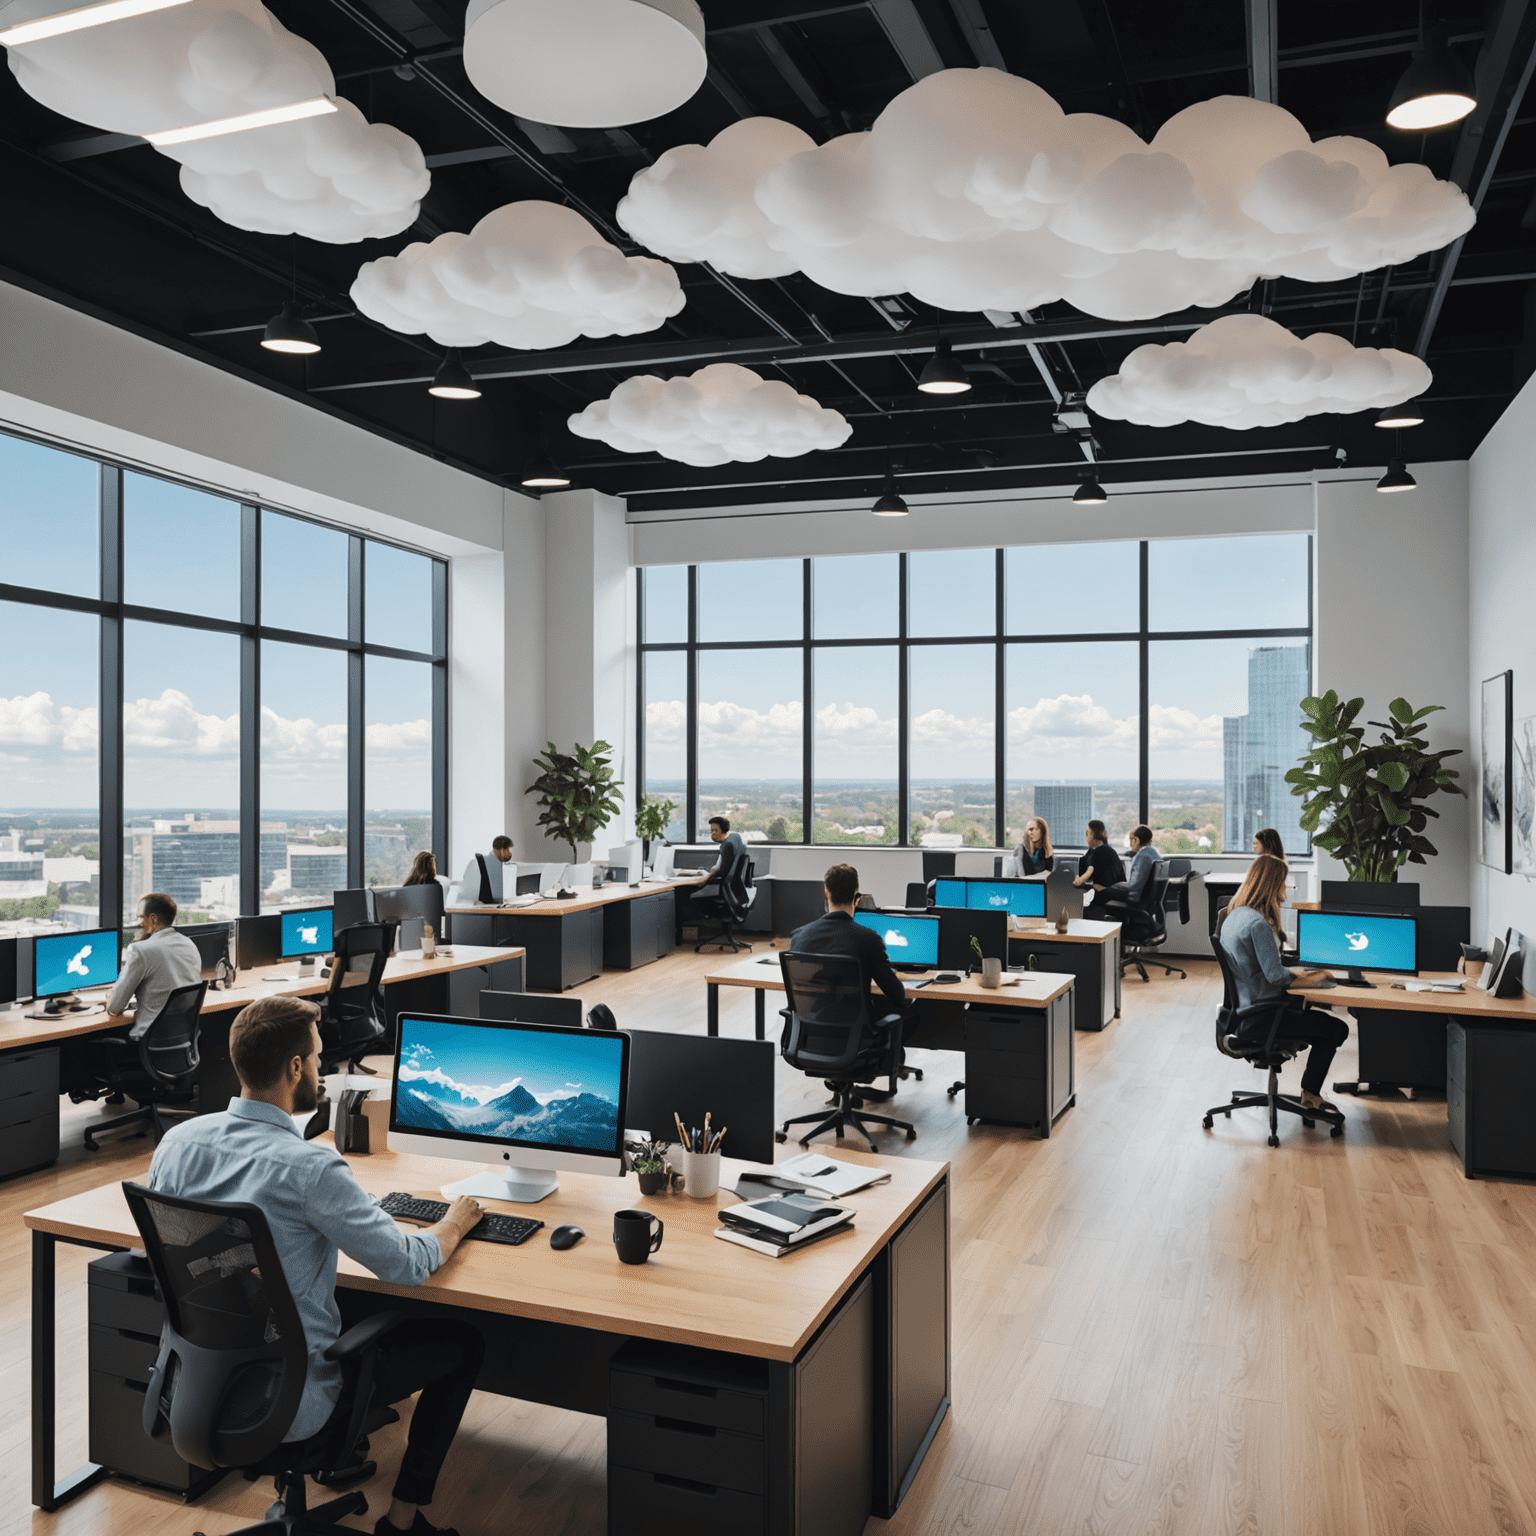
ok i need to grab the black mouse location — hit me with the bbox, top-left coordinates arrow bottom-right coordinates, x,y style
549,1224 -> 585,1251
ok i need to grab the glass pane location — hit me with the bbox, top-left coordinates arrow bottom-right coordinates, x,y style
1149,638 -> 1311,857
908,549 -> 995,637
697,649 -> 802,841
642,565 -> 688,644
812,553 -> 898,639
1147,534 -> 1309,632
367,656 -> 433,888
261,640 -> 349,910
641,651 -> 687,841
909,643 -> 994,846
1006,642 -> 1139,850
123,621 -> 241,924
1005,541 -> 1139,635
0,435 -> 98,599
123,472 -> 240,621
813,647 -> 897,844
0,601 -> 100,935
366,542 -> 433,654
263,511 -> 348,639
697,559 -> 802,642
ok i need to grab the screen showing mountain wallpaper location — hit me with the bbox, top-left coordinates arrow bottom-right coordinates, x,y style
394,1017 -> 624,1152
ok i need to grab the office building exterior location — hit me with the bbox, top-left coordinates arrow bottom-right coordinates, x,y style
125,820 -> 289,913
1032,785 -> 1095,842
1223,645 -> 1311,853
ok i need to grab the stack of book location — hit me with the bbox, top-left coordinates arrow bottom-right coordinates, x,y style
715,1192 -> 854,1258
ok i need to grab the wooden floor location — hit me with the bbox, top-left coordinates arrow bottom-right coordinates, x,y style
11,945 -> 1536,1536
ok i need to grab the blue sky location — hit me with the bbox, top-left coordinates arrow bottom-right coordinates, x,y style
399,1018 -> 622,1105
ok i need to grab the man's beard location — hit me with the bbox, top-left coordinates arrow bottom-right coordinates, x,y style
293,1075 -> 322,1115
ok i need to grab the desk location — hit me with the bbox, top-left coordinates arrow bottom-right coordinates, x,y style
449,877 -> 703,991
27,1142 -> 951,1532
705,956 -> 1077,1135
1288,971 -> 1536,1178
1007,918 -> 1121,1030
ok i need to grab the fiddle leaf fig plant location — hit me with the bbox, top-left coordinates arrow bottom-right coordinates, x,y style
634,793 -> 679,845
1285,691 -> 1466,883
526,740 -> 623,863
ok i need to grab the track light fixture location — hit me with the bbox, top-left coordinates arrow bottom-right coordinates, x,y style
1386,24 -> 1476,130
145,96 -> 337,147
260,300 -> 321,355
1072,474 -> 1108,505
1376,458 -> 1417,493
1374,403 -> 1425,428
429,350 -> 481,400
917,338 -> 970,395
871,469 -> 909,516
520,451 -> 570,489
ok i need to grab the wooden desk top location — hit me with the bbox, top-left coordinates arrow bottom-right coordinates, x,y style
1289,969 -> 1536,1018
705,954 -> 1075,1008
0,944 -> 522,1052
447,874 -> 707,919
25,1141 -> 948,1364
1009,917 -> 1121,946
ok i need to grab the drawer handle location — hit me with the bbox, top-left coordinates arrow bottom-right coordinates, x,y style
655,1378 -> 716,1398
653,1473 -> 716,1495
656,1416 -> 715,1438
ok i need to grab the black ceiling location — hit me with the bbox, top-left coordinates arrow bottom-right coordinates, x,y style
1,0 -> 1531,512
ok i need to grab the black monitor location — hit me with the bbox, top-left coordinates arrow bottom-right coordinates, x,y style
853,910 -> 939,970
516,872 -> 542,896
176,922 -> 231,979
1297,909 -> 1417,985
1320,880 -> 1419,912
672,848 -> 716,871
625,1028 -> 775,1165
33,927 -> 121,1000
937,908 -> 1008,971
0,937 -> 16,1007
479,990 -> 584,1028
333,888 -> 374,932
374,883 -> 445,929
236,913 -> 283,971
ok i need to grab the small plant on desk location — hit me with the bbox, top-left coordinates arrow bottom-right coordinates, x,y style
633,1139 -> 671,1196
969,934 -> 985,968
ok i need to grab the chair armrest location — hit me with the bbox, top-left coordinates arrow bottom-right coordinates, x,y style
873,1012 -> 905,1032
323,1310 -> 403,1362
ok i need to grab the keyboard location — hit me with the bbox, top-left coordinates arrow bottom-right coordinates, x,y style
377,1192 -> 544,1246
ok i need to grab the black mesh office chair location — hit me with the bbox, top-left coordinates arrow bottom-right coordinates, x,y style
78,980 -> 208,1152
693,853 -> 756,953
318,922 -> 392,1075
774,951 -> 916,1151
1118,864 -> 1188,982
123,1181 -> 401,1534
1202,938 -> 1344,1147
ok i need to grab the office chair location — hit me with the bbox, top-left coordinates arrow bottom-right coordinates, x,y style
1118,864 -> 1188,983
586,1003 -> 618,1030
78,980 -> 208,1152
855,893 -> 878,910
480,989 -> 583,1028
1201,938 -> 1344,1147
122,1181 -> 401,1534
1162,860 -> 1192,928
693,852 -> 756,953
774,951 -> 916,1151
318,922 -> 392,1075
905,881 -> 930,909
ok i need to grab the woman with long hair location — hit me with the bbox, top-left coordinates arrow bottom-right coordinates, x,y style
402,851 -> 437,887
1217,853 -> 1347,1112
1252,827 -> 1285,859
1072,819 -> 1125,909
1016,816 -> 1053,876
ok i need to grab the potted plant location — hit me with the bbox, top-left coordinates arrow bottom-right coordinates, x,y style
634,793 -> 679,862
970,933 -> 1002,989
526,740 -> 623,863
1285,691 -> 1467,882
632,1139 -> 671,1196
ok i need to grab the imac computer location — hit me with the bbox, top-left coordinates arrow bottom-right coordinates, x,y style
1296,909 -> 1418,987
33,928 -> 122,1013
965,879 -> 1046,918
176,922 -> 232,979
932,878 -> 968,909
853,910 -> 940,971
389,1012 -> 630,1203
538,862 -> 570,897
374,883 -> 445,929
280,907 -> 333,960
649,845 -> 675,881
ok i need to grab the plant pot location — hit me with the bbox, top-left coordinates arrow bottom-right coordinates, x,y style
979,957 -> 1002,989
635,1169 -> 668,1196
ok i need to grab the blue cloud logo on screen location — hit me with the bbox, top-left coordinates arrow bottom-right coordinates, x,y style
67,943 -> 95,978
985,894 -> 1009,908
1346,932 -> 1369,952
297,922 -> 321,947
883,928 -> 908,948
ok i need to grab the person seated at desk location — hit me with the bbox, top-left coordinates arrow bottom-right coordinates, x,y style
1014,816 -> 1054,876
1217,854 -> 1346,1115
106,891 -> 202,1028
490,835 -> 514,866
1252,827 -> 1285,860
695,815 -> 747,890
149,997 -> 486,1536
403,851 -> 437,886
1072,820 -> 1126,913
1091,824 -> 1160,916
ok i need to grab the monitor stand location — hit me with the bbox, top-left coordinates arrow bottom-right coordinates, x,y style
442,1168 -> 559,1204
1335,968 -> 1376,988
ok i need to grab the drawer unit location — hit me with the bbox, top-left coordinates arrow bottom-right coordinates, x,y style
607,1464 -> 764,1535
0,1046 -> 59,1177
962,993 -> 1075,1136
610,1362 -> 763,1435
608,1410 -> 764,1494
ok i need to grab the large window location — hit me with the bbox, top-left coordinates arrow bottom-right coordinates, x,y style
638,535 -> 1313,852
0,429 -> 447,938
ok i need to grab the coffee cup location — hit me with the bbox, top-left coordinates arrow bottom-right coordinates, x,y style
613,1208 -> 664,1264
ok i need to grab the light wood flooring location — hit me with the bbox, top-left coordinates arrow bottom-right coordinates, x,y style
11,944 -> 1536,1536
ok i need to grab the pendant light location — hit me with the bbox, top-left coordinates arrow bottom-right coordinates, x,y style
520,451 -> 571,489
1374,403 -> 1425,428
261,301 -> 320,355
871,468 -> 909,516
1376,458 -> 1417,492
0,0 -> 192,48
1386,24 -> 1476,130
917,338 -> 970,395
429,351 -> 481,400
1073,473 -> 1108,505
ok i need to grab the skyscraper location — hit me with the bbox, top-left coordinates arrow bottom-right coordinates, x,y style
1033,785 -> 1095,843
1223,645 -> 1311,853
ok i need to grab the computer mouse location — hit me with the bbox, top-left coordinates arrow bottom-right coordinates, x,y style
549,1224 -> 585,1251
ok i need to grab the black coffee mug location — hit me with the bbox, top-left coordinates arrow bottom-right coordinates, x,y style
613,1208 -> 664,1264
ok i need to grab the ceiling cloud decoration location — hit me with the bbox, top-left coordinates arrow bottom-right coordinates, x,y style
350,201 -> 685,349
617,67 -> 1476,321
5,0 -> 428,242
1085,313 -> 1433,429
566,363 -> 852,466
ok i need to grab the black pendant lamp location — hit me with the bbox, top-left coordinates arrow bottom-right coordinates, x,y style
871,469 -> 909,516
520,450 -> 571,489
1386,25 -> 1476,130
1073,473 -> 1108,505
1376,458 -> 1417,493
918,338 -> 971,395
429,350 -> 481,400
261,301 -> 321,355
1374,403 -> 1425,429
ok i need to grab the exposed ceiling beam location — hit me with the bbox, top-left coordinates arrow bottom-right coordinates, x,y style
42,132 -> 142,163
868,0 -> 947,79
707,64 -> 756,119
1247,0 -> 1278,104
755,26 -> 832,120
947,0 -> 1006,71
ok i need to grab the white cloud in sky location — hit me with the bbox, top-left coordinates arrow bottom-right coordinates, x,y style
0,692 -> 96,752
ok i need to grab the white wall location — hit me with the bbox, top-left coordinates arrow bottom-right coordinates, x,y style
1469,371 -> 1536,946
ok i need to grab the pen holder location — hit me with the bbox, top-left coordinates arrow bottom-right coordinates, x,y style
978,957 -> 1002,990
676,1148 -> 721,1199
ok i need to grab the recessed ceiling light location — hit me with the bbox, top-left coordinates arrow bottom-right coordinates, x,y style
1386,29 -> 1477,129
520,451 -> 571,488
144,96 -> 337,147
429,351 -> 482,400
871,470 -> 909,516
1376,458 -> 1417,492
0,0 -> 191,48
917,338 -> 970,395
260,301 -> 321,355
1374,403 -> 1425,429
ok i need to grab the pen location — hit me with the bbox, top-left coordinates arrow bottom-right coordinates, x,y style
673,1111 -> 688,1148
710,1126 -> 727,1153
703,1111 -> 711,1152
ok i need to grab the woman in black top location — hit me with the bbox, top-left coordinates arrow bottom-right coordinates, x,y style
1015,816 -> 1054,876
402,851 -> 437,887
1073,820 -> 1125,908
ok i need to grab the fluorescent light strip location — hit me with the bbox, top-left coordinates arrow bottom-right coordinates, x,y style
0,0 -> 192,48
144,95 -> 336,147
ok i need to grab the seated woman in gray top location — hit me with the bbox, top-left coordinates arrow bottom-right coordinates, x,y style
1217,854 -> 1346,1113
1013,816 -> 1054,876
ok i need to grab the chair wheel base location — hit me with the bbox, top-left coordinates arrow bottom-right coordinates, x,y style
774,1131 -> 787,1143
947,1081 -> 963,1097
905,1129 -> 917,1141
1268,1135 -> 1280,1147
1331,1124 -> 1343,1138
1202,1116 -> 1213,1130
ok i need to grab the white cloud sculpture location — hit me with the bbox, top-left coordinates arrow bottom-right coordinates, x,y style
351,201 -> 685,349
617,67 -> 1475,321
567,363 -> 851,466
6,0 -> 427,242
1086,313 -> 1433,428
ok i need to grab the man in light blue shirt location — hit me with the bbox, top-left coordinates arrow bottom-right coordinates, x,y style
150,996 -> 484,1536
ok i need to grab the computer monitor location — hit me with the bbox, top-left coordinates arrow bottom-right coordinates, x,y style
673,848 -> 716,871
650,845 -> 675,880
937,908 -> 1008,972
33,927 -> 121,1000
1296,909 -> 1417,985
389,1012 -> 630,1203
853,910 -> 940,970
374,883 -> 445,929
1321,880 -> 1419,912
235,913 -> 282,971
932,878 -> 968,909
515,873 -> 542,897
479,990 -> 584,1028
279,907 -> 333,960
176,922 -> 231,979
626,1030 -> 775,1165
965,879 -> 1046,918
608,842 -> 643,883
538,862 -> 569,897
333,888 -> 374,932
0,937 -> 17,1007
